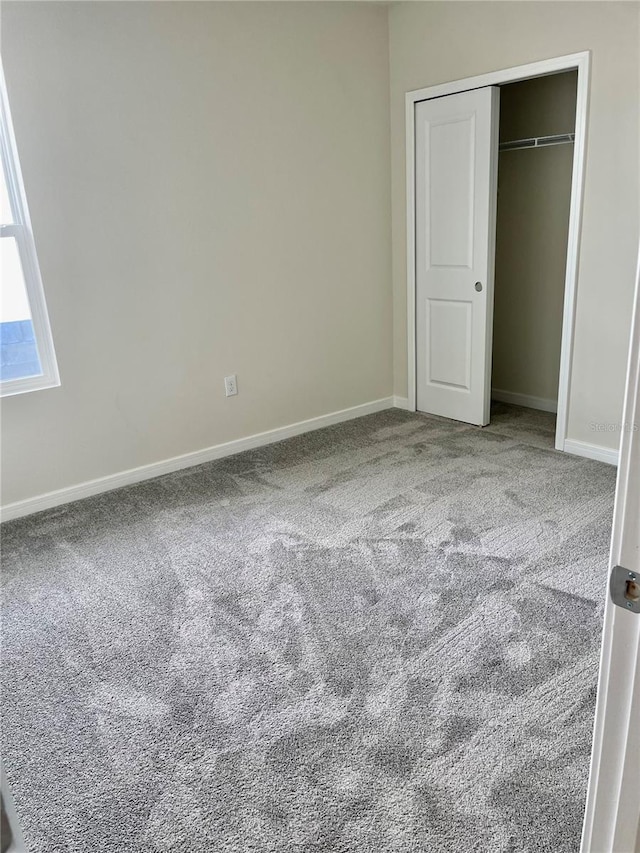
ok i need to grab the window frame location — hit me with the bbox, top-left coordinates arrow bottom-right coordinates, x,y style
1,62 -> 59,397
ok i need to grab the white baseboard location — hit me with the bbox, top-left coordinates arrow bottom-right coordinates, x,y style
563,438 -> 619,466
0,396 -> 394,522
393,396 -> 411,410
3,395 -> 618,522
492,388 -> 558,413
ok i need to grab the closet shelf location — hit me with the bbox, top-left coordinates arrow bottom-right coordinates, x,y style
499,132 -> 575,151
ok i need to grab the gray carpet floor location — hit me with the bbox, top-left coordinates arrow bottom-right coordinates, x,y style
1,404 -> 616,852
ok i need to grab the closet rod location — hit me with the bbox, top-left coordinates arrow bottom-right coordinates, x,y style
499,132 -> 575,152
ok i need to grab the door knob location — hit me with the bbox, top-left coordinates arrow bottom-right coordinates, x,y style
475,281 -> 483,292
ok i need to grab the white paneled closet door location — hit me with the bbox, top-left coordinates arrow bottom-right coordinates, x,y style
415,86 -> 500,426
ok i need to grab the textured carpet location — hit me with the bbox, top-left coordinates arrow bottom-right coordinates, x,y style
1,405 -> 616,853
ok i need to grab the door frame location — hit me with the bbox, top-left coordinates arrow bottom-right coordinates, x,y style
581,244 -> 640,853
406,51 -> 590,452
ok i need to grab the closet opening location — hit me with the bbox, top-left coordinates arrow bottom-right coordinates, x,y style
407,53 -> 590,456
491,71 -> 578,433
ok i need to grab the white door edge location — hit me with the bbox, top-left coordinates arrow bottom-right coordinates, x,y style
581,244 -> 640,853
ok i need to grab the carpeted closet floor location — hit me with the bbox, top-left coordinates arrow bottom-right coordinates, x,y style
1,404 -> 616,853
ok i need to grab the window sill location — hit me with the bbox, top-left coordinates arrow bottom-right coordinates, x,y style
0,372 -> 61,398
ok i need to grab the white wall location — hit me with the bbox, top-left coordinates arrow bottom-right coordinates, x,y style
390,1 -> 640,449
0,1 -> 392,505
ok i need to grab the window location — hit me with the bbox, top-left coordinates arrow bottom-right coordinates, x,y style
1,62 -> 59,396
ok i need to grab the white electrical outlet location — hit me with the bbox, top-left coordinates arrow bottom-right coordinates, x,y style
224,374 -> 238,397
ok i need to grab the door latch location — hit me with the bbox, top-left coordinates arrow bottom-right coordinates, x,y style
610,565 -> 640,613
